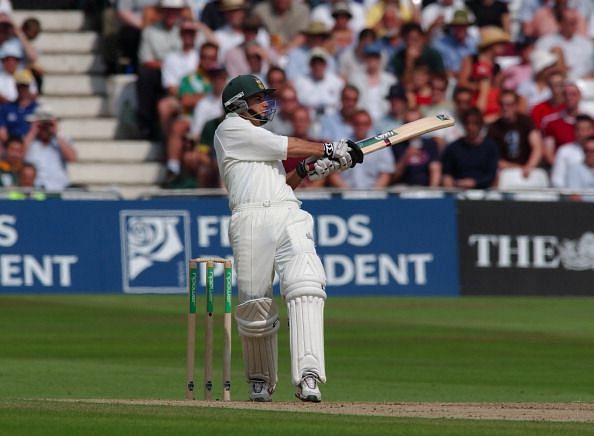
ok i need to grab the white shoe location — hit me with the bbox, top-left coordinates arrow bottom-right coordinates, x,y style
249,380 -> 273,402
295,373 -> 321,403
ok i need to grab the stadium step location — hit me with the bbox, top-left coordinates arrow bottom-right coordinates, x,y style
73,140 -> 163,162
68,162 -> 165,185
12,10 -> 85,32
41,53 -> 105,74
39,96 -> 107,118
61,118 -> 118,140
35,32 -> 99,54
43,74 -> 106,96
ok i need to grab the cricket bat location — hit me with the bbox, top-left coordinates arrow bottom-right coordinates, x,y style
355,114 -> 455,155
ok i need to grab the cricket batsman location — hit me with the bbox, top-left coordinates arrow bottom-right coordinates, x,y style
214,74 -> 363,402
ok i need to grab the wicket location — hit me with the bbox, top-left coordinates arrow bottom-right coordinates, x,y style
185,257 -> 232,401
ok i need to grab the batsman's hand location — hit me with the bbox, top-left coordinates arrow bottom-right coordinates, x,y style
346,139 -> 364,168
296,157 -> 341,181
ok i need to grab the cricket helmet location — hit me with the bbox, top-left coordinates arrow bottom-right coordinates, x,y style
222,74 -> 276,119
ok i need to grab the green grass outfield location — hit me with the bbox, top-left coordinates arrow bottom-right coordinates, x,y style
1,295 -> 594,435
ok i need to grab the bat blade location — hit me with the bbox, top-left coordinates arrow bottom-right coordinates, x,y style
357,114 -> 455,155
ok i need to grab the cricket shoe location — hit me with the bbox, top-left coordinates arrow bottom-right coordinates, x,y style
249,380 -> 273,402
295,373 -> 321,403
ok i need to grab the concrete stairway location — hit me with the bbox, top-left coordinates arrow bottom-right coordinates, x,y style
13,9 -> 165,198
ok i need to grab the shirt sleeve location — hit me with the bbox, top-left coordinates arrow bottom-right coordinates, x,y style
220,118 -> 288,161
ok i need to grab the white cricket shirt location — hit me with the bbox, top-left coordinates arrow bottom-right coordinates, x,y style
214,113 -> 299,211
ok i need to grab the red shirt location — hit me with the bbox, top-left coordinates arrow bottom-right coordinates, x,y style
531,100 -> 564,130
542,112 -> 576,149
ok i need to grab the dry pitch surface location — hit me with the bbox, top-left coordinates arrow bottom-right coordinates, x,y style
54,399 -> 594,423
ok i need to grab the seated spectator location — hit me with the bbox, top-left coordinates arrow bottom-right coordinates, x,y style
0,69 -> 37,143
421,0 -> 470,41
189,65 -> 227,140
388,22 -> 445,90
327,109 -> 395,188
328,1 -> 355,57
392,108 -> 442,186
20,17 -> 43,92
542,81 -> 581,165
265,65 -> 287,89
136,0 -> 184,139
0,45 -> 36,103
523,1 -> 587,39
284,21 -> 337,82
349,42 -> 396,122
23,107 -> 76,191
466,0 -> 510,32
214,0 -> 270,62
441,107 -> 498,189
224,15 -> 276,77
182,113 -> 225,188
535,8 -> 594,81
0,13 -> 37,71
18,161 -> 37,188
551,114 -> 593,188
311,0 -> 365,37
517,49 -> 560,110
337,28 -> 377,80
431,8 -> 478,78
433,85 -> 472,144
200,0 -> 226,31
0,135 -> 24,187
420,73 -> 454,150
317,83 -> 358,142
265,85 -> 299,135
530,70 -> 565,130
407,64 -> 432,109
294,48 -> 344,120
374,5 -> 403,59
376,83 -> 407,134
501,36 -> 536,92
366,0 -> 419,31
487,90 -> 545,184
116,0 -> 160,72
253,0 -> 311,54
566,135 -> 594,192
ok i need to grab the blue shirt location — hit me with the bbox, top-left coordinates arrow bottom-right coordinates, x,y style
317,112 -> 353,143
432,33 -> 477,75
0,100 -> 38,139
441,136 -> 499,189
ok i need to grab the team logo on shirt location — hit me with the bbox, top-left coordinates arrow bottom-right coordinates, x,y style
120,210 -> 191,293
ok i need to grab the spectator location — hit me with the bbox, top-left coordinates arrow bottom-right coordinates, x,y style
421,0 -> 471,41
431,8 -> 478,78
328,1 -> 355,57
214,0 -> 270,62
421,73 -> 454,150
311,0 -> 366,36
224,15 -> 276,77
253,0 -> 311,54
327,109 -> 395,188
0,135 -> 24,187
566,135 -> 594,191
337,28 -> 377,80
136,0 -> 185,139
349,42 -> 396,122
407,64 -> 432,109
465,0 -> 510,32
551,114 -> 593,188
376,83 -> 407,134
388,22 -> 445,89
20,17 -> 43,92
501,36 -> 536,92
517,49 -> 559,111
488,90 -> 544,183
23,107 -> 76,191
542,81 -> 581,165
366,0 -> 419,31
523,0 -> 588,39
435,85 -> 473,144
265,65 -> 287,89
0,69 -> 37,143
442,107 -> 498,189
0,45 -> 36,104
265,85 -> 299,135
392,108 -> 442,186
200,0 -> 226,31
317,83 -> 358,141
530,70 -> 565,130
0,13 -> 38,70
116,0 -> 160,72
0,0 -> 11,15
285,21 -> 336,81
294,48 -> 344,120
17,162 -> 36,188
374,5 -> 403,59
190,65 -> 228,139
536,8 -> 594,81
165,42 -> 218,177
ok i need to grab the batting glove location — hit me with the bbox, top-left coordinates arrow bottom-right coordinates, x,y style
296,157 -> 342,181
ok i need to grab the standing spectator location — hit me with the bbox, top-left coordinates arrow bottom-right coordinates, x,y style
530,70 -> 565,129
392,108 -> 442,186
317,83 -> 358,142
516,49 -> 559,110
0,69 -> 37,143
136,0 -> 185,139
551,114 -> 593,188
214,0 -> 270,62
388,22 -> 445,89
294,48 -> 344,120
349,42 -> 396,122
488,90 -> 544,183
431,8 -> 478,78
116,0 -> 159,72
284,21 -> 336,81
23,107 -> 76,192
536,8 -> 594,81
566,135 -> 594,191
0,135 -> 24,187
442,107 -> 498,189
265,85 -> 300,135
327,109 -> 395,188
253,0 -> 311,54
376,83 -> 407,134
541,81 -> 581,165
465,0 -> 510,32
